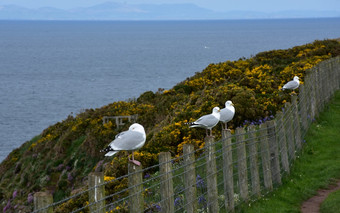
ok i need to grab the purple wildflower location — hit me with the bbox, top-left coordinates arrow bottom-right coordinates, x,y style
12,190 -> 18,199
153,204 -> 161,211
27,193 -> 34,203
57,164 -> 64,171
196,175 -> 205,189
3,201 -> 11,212
198,195 -> 207,207
144,173 -> 151,179
174,197 -> 181,206
68,173 -> 73,182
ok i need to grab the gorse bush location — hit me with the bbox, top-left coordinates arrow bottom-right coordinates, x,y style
1,39 -> 340,211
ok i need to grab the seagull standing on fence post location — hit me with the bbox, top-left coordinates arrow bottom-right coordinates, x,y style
186,106 -> 221,136
100,123 -> 146,166
281,76 -> 300,91
220,100 -> 235,131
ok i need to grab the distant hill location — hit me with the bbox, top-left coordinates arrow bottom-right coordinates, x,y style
0,2 -> 339,20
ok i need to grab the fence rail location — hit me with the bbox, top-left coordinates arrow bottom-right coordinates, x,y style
34,56 -> 340,212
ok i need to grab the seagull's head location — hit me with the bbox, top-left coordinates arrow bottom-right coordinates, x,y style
293,76 -> 299,81
129,123 -> 145,134
212,107 -> 220,113
225,100 -> 234,107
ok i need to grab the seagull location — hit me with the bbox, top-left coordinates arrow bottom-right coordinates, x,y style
281,76 -> 300,91
220,100 -> 235,130
100,123 -> 146,166
186,107 -> 220,136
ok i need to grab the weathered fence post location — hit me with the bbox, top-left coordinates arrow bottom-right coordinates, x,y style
247,125 -> 261,198
267,120 -> 282,185
276,111 -> 290,174
259,123 -> 273,190
183,144 -> 198,213
284,102 -> 296,161
310,69 -> 317,119
88,172 -> 105,213
222,130 -> 234,211
298,84 -> 309,136
291,94 -> 302,151
205,136 -> 219,213
159,152 -> 174,213
34,192 -> 53,213
128,163 -> 144,213
236,127 -> 249,202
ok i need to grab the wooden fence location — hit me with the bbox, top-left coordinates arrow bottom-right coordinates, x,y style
33,56 -> 340,212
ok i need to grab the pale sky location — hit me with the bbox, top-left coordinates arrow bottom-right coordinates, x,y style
1,0 -> 340,12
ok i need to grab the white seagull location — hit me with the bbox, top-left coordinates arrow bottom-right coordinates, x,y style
220,100 -> 235,130
281,76 -> 300,91
100,123 -> 146,166
186,107 -> 220,136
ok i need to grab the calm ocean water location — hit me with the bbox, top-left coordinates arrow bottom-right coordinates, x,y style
1,18 -> 340,162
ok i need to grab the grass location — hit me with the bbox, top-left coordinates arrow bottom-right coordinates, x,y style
320,190 -> 340,213
238,90 -> 340,213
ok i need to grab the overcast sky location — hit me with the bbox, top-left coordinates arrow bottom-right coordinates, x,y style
1,0 -> 340,12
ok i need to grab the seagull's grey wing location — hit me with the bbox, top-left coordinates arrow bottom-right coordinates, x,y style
283,80 -> 299,89
195,114 -> 218,128
110,131 -> 145,151
220,108 -> 234,122
114,130 -> 128,139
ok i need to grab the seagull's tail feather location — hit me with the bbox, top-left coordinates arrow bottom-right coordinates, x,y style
185,122 -> 198,128
105,151 -> 119,157
100,146 -> 118,156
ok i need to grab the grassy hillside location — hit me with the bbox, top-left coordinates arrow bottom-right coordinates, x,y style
1,39 -> 340,211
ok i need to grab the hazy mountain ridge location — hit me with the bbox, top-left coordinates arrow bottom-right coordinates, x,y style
0,2 -> 339,20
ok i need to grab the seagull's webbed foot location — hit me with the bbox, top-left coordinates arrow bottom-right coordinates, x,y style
129,151 -> 141,166
129,159 -> 141,166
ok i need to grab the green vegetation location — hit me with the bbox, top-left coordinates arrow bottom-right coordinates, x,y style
321,189 -> 340,213
238,90 -> 340,213
1,39 -> 340,211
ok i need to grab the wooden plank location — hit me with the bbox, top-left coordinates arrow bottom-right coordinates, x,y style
222,129 -> 234,211
128,163 -> 144,213
34,192 -> 53,213
159,152 -> 174,213
291,94 -> 302,151
247,125 -> 261,197
267,120 -> 282,185
183,144 -> 198,213
259,123 -> 273,190
276,111 -> 290,174
205,136 -> 219,213
88,172 -> 105,213
236,127 -> 249,201
284,102 -> 296,161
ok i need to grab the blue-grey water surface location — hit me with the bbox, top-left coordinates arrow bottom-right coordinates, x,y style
1,18 -> 340,162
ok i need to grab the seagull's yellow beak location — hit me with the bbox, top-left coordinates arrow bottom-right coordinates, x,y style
231,103 -> 234,106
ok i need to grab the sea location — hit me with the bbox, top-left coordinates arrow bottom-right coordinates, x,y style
1,18 -> 340,162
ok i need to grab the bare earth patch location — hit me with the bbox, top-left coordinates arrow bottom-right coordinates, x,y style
301,180 -> 340,213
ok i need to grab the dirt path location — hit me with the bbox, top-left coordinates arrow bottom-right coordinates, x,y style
301,180 -> 340,213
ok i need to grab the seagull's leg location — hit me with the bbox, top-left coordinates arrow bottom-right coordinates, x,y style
129,151 -> 141,166
225,123 -> 231,131
206,129 -> 208,136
